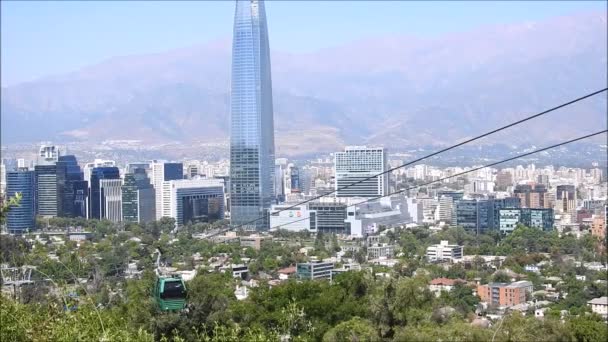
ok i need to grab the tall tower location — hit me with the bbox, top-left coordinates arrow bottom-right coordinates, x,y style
230,0 -> 275,230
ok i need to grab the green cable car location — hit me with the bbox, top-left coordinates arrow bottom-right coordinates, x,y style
153,249 -> 188,311
154,275 -> 187,311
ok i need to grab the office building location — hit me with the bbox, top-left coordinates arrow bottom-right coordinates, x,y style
0,163 -> 6,198
122,169 -> 156,223
455,197 -> 521,233
290,166 -> 301,193
499,208 -> 554,233
346,196 -> 413,237
230,0 -> 276,230
5,169 -> 36,234
495,171 -> 513,191
455,200 -> 478,231
83,159 -> 116,187
514,184 -> 551,208
556,185 -> 577,218
477,281 -> 533,307
100,179 -> 122,222
162,178 -> 224,228
151,161 -> 184,220
308,202 -> 348,234
335,146 -> 387,198
89,167 -> 120,219
57,155 -> 87,218
296,261 -> 334,281
435,196 -> 454,223
34,164 -> 65,217
426,241 -> 463,262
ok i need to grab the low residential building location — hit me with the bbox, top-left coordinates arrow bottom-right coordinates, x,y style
591,215 -> 606,240
587,297 -> 608,319
278,266 -> 296,280
428,278 -> 465,296
240,235 -> 269,250
477,281 -> 533,307
296,261 -> 334,281
426,240 -> 463,262
367,244 -> 395,259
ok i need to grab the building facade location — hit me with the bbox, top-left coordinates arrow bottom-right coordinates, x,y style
426,240 -> 463,262
122,169 -> 156,223
100,179 -> 122,223
229,0 -> 276,230
34,164 -> 65,217
296,261 -> 334,281
499,208 -> 554,233
5,169 -> 36,234
477,281 -> 533,307
150,161 -> 184,220
335,146 -> 388,198
89,167 -> 120,220
162,178 -> 225,228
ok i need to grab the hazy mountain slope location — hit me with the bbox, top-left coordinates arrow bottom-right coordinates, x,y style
1,11 -> 606,152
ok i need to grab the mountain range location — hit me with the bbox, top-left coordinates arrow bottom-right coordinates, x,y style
1,11 -> 606,156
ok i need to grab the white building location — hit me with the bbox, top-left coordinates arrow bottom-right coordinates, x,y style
426,240 -> 463,262
588,297 -> 608,319
100,179 -> 122,223
269,204 -> 315,232
335,146 -> 388,198
0,163 -> 6,198
150,161 -> 184,220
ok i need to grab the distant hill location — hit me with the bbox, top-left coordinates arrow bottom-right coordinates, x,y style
2,11 -> 606,155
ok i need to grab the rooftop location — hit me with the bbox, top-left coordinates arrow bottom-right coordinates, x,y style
588,297 -> 608,305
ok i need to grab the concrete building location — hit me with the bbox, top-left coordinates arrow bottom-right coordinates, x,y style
269,204 -> 316,232
429,278 -> 465,297
426,241 -> 463,262
514,184 -> 551,209
296,261 -> 334,281
162,178 -> 224,228
591,215 -> 606,240
308,202 -> 348,234
150,161 -> 184,220
477,281 -> 533,307
335,146 -> 388,198
367,244 -> 395,259
100,179 -> 122,223
587,297 -> 608,319
240,235 -> 269,250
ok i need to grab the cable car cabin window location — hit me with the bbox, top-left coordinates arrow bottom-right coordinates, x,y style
161,281 -> 186,299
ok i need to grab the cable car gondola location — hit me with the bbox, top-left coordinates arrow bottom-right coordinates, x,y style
152,249 -> 187,311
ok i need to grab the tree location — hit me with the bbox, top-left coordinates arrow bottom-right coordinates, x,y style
323,317 -> 379,342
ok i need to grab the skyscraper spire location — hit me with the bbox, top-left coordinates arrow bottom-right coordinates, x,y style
230,0 -> 275,230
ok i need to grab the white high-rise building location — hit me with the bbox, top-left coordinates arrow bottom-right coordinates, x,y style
150,161 -> 183,220
335,146 -> 388,198
0,163 -> 6,198
100,179 -> 122,223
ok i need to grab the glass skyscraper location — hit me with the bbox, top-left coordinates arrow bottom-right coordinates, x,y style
230,0 -> 275,230
6,169 -> 36,234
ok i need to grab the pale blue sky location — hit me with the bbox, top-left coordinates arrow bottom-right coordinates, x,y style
1,0 -> 605,86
